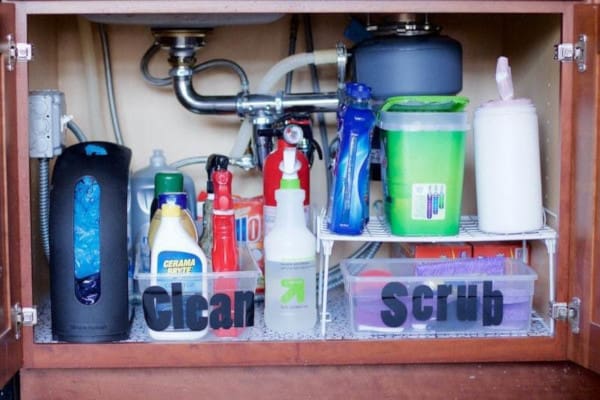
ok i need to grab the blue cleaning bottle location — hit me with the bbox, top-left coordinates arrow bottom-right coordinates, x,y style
328,83 -> 376,235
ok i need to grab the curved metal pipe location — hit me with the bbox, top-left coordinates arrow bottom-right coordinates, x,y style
172,75 -> 239,114
172,72 -> 339,116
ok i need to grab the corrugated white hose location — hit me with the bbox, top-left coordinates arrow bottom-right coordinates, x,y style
229,50 -> 339,158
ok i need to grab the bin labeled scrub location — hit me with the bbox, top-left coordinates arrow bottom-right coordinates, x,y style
378,97 -> 469,236
341,257 -> 537,336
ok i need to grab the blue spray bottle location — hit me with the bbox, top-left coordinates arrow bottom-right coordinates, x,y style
328,83 -> 376,235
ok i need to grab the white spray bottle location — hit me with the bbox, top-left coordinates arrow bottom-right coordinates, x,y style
264,148 -> 317,332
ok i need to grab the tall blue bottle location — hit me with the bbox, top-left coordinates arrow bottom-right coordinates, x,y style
328,83 -> 376,235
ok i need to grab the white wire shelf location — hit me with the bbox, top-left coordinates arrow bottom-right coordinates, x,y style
317,214 -> 558,244
316,213 -> 559,336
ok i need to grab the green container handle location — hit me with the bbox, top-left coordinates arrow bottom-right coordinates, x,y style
379,95 -> 470,113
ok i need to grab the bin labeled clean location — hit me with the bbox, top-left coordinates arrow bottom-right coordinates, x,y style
135,246 -> 260,341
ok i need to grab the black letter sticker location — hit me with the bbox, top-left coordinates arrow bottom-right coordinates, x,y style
381,282 -> 408,328
412,285 -> 434,321
186,294 -> 209,331
483,281 -> 503,326
142,285 -> 171,331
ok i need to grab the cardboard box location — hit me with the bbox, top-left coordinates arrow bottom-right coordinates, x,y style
472,242 -> 530,263
392,243 -> 472,259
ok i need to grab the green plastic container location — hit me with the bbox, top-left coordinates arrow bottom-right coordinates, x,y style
379,97 -> 469,236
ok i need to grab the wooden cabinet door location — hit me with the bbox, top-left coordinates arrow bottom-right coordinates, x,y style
0,2 -> 21,388
568,3 -> 600,374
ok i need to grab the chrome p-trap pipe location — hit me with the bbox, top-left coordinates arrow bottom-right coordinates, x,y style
171,71 -> 339,116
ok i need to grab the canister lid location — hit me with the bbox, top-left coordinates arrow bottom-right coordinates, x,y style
378,96 -> 469,131
380,95 -> 469,112
378,110 -> 469,132
474,98 -> 536,116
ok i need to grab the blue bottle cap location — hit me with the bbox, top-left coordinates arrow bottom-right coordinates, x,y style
346,82 -> 372,100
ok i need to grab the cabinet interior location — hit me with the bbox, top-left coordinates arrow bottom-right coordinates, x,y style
27,12 -> 562,342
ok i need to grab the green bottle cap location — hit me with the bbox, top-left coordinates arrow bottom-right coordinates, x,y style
154,172 -> 183,196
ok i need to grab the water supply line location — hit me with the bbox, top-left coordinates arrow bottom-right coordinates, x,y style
141,41 -> 250,93
77,17 -> 107,139
99,24 -> 125,145
169,154 -> 255,171
303,14 -> 333,193
284,15 -> 300,94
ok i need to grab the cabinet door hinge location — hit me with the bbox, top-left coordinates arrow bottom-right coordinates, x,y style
554,34 -> 587,72
0,33 -> 33,71
549,298 -> 580,334
11,303 -> 38,340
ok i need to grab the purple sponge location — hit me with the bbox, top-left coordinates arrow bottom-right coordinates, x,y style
415,257 -> 506,277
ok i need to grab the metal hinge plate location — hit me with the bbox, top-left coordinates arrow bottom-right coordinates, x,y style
550,297 -> 580,334
0,33 -> 32,71
554,34 -> 587,72
11,303 -> 38,340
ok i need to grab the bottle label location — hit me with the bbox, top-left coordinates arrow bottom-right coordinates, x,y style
411,183 -> 446,221
155,250 -> 205,296
266,258 -> 316,310
157,251 -> 203,274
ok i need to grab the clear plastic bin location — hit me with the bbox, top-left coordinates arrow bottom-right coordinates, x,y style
135,246 -> 260,341
341,257 -> 537,336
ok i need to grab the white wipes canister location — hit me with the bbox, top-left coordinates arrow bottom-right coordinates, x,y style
474,98 -> 544,233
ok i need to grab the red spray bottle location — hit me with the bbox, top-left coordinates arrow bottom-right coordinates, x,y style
211,162 -> 240,337
263,125 -> 310,237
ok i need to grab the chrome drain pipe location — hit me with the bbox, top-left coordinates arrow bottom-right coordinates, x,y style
171,69 -> 339,116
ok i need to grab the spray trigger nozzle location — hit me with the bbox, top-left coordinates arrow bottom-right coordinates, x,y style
279,148 -> 301,189
205,154 -> 229,193
281,148 -> 299,175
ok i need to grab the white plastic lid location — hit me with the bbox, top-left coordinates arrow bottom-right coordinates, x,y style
475,98 -> 536,116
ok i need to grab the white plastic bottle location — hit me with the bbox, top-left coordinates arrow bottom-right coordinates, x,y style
149,203 -> 209,341
264,148 -> 317,332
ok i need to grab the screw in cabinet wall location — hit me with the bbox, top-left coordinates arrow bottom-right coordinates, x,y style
0,373 -> 19,400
